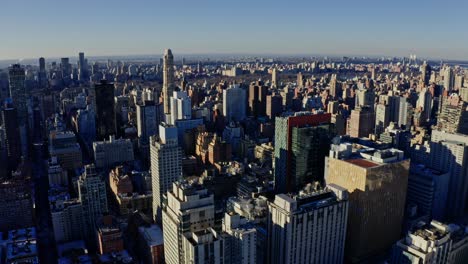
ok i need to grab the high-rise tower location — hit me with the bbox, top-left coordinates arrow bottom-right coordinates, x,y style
95,80 -> 116,140
8,64 -> 27,124
163,49 -> 175,115
151,124 -> 182,223
274,112 -> 334,193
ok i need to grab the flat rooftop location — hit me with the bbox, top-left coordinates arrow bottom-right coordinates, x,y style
345,158 -> 379,168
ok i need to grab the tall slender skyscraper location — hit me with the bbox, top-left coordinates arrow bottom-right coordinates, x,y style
8,64 -> 27,124
151,124 -> 182,223
38,57 -> 48,89
78,52 -> 88,81
163,49 -> 175,115
8,64 -> 28,158
271,68 -> 278,88
95,80 -> 116,140
1,99 -> 21,174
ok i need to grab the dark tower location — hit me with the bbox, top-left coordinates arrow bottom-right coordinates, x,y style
95,80 -> 116,140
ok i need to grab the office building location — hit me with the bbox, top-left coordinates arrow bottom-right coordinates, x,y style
38,57 -> 48,88
1,101 -> 21,173
49,131 -> 82,171
248,81 -> 267,117
162,182 -> 215,264
8,64 -> 27,124
163,49 -> 175,115
222,212 -> 257,264
267,183 -> 349,264
78,52 -> 88,81
435,94 -> 468,135
137,101 -> 159,145
0,176 -> 34,232
47,157 -> 69,187
274,112 -> 333,193
347,106 -> 375,138
170,91 -> 192,125
182,228 -> 224,264
8,64 -> 28,158
151,124 -> 182,223
271,68 -> 278,88
266,93 -> 283,120
391,221 -> 451,264
375,103 -> 390,135
420,61 -> 431,87
444,66 -> 455,92
406,164 -> 450,221
223,84 -> 247,122
389,96 -> 412,129
355,88 -> 375,110
329,74 -> 341,98
78,164 -> 108,235
93,135 -> 134,168
430,130 -> 468,219
49,188 -> 84,242
75,106 -> 96,145
96,215 -> 124,254
326,142 -> 409,262
95,80 -> 116,140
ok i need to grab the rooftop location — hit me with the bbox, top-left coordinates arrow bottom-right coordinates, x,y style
345,158 -> 379,168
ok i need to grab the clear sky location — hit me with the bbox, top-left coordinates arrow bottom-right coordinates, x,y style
1,0 -> 467,60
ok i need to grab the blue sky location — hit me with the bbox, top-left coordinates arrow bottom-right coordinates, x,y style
0,0 -> 467,60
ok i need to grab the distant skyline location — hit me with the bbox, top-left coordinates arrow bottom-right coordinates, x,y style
1,0 -> 467,60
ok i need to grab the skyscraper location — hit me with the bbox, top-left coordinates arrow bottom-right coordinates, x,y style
271,68 -> 278,88
444,66 -> 455,92
223,84 -> 246,122
78,52 -> 88,82
388,96 -> 412,129
248,81 -> 267,117
354,88 -> 375,110
151,124 -> 182,223
420,61 -> 431,87
1,99 -> 21,173
266,93 -> 283,120
347,106 -> 375,138
325,142 -> 409,262
430,130 -> 468,219
297,72 -> 304,89
136,101 -> 158,144
162,182 -> 215,264
95,80 -> 116,140
8,64 -> 27,124
274,112 -> 333,193
38,57 -> 48,89
267,183 -> 349,264
390,221 -> 452,264
375,103 -> 390,135
170,91 -> 192,125
435,94 -> 468,135
77,164 -> 108,235
329,74 -> 341,99
163,49 -> 175,115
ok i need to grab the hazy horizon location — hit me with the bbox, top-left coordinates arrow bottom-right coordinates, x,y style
1,0 -> 467,61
